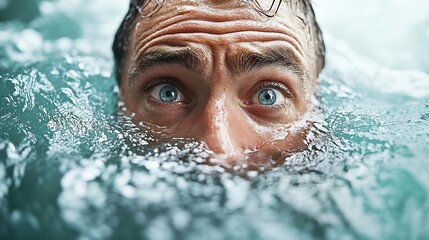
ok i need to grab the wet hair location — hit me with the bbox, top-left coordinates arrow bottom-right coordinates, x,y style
112,0 -> 325,83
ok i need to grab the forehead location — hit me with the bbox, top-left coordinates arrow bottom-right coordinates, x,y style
133,0 -> 307,30
130,0 -> 312,58
127,0 -> 318,82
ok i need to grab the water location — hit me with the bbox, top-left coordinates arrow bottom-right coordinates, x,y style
1,0 -> 429,239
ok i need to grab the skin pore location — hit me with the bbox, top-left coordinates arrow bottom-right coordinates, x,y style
119,0 -> 322,166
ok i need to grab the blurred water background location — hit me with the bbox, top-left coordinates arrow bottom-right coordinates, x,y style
0,0 -> 428,239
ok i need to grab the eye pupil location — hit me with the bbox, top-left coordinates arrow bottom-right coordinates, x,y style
258,89 -> 276,105
159,85 -> 178,102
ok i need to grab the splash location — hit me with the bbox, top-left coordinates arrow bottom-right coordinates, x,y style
1,0 -> 429,240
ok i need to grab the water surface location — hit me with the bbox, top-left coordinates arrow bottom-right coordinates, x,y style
1,0 -> 429,239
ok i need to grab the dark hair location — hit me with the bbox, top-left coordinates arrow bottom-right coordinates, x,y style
112,0 -> 325,83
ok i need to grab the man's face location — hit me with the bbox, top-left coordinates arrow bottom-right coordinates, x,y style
120,0 -> 319,163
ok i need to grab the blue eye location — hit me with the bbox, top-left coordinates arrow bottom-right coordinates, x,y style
258,88 -> 277,105
159,85 -> 178,102
252,87 -> 285,106
150,84 -> 183,103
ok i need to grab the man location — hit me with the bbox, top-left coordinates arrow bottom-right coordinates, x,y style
113,0 -> 325,166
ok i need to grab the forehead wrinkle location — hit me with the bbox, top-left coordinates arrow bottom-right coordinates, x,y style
226,45 -> 308,82
129,47 -> 207,82
131,6 -> 306,56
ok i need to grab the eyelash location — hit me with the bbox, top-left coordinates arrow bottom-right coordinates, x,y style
253,81 -> 293,98
141,78 -> 179,93
141,78 -> 189,108
141,79 -> 292,108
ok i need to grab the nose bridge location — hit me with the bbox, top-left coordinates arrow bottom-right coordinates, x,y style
200,92 -> 239,154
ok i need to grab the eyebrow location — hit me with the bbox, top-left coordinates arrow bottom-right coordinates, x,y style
129,46 -> 307,83
130,48 -> 204,82
227,47 -> 307,82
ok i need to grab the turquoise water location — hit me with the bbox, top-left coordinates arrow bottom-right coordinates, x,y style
1,0 -> 429,239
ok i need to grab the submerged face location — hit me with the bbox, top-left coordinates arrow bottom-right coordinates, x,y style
119,0 -> 322,164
